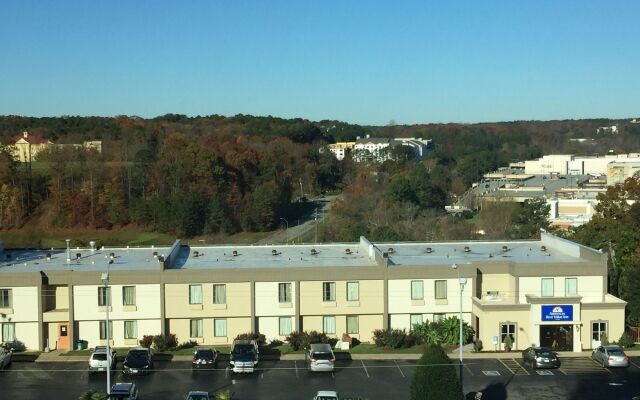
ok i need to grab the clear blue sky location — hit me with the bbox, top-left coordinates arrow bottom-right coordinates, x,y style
1,1 -> 639,125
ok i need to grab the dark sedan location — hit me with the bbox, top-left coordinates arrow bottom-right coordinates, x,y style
123,348 -> 153,375
521,346 -> 561,369
192,348 -> 218,370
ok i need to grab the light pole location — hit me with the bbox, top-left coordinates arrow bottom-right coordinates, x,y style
279,218 -> 289,244
101,258 -> 113,395
451,263 -> 467,390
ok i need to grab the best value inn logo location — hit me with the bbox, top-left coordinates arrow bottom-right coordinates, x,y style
542,305 -> 573,321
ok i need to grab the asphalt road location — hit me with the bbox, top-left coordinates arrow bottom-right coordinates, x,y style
2,357 -> 640,400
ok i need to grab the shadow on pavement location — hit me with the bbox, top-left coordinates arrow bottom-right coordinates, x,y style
465,382 -> 507,400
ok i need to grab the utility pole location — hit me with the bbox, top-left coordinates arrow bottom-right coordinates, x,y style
299,178 -> 304,200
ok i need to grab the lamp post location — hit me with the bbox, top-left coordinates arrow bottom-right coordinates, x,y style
451,263 -> 468,391
101,259 -> 113,395
279,218 -> 289,244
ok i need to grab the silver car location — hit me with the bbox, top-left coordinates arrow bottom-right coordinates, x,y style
305,343 -> 335,372
592,345 -> 629,367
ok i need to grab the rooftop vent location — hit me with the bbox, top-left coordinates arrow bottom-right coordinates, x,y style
426,247 -> 433,254
310,248 -> 318,256
502,245 -> 509,252
387,247 -> 394,254
540,245 -> 547,252
89,240 -> 96,252
193,251 -> 199,258
232,250 -> 238,257
345,248 -> 352,255
272,249 -> 278,256
76,252 -> 81,261
464,246 -> 471,253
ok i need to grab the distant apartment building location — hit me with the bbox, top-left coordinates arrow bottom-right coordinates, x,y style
0,233 -> 626,353
326,142 -> 356,160
350,136 -> 432,162
12,131 -> 102,162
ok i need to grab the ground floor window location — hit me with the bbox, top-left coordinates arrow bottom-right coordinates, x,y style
592,321 -> 607,342
346,316 -> 359,334
99,321 -> 113,340
279,317 -> 292,336
124,321 -> 137,339
214,319 -> 227,337
190,319 -> 203,338
410,314 -> 423,329
2,323 -> 15,342
323,316 -> 336,334
540,324 -> 573,351
500,323 -> 516,346
433,313 -> 445,322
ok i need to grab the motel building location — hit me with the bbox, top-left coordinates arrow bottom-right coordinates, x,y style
0,232 -> 625,353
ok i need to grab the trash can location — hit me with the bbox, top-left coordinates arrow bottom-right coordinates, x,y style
76,340 -> 87,350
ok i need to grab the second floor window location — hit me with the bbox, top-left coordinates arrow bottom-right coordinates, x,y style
541,278 -> 554,297
123,286 -> 136,306
323,282 -> 336,302
278,283 -> 292,303
347,282 -> 359,301
213,284 -> 226,304
189,284 -> 202,304
0,289 -> 11,308
434,280 -> 447,300
98,287 -> 111,307
411,280 -> 424,300
565,278 -> 577,296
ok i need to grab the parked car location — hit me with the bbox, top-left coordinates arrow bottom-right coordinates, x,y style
185,391 -> 210,400
88,346 -> 117,375
0,346 -> 12,369
229,340 -> 258,373
313,391 -> 339,400
305,343 -> 335,372
192,347 -> 218,370
592,345 -> 630,368
521,346 -> 561,369
123,347 -> 153,375
109,382 -> 139,400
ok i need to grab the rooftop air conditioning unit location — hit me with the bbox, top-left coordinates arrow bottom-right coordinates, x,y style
345,248 -> 352,255
502,245 -> 508,252
272,249 -> 278,256
540,245 -> 547,252
193,251 -> 199,258
426,247 -> 433,254
153,251 -> 158,257
232,250 -> 238,257
387,247 -> 394,254
310,248 -> 318,256
464,246 -> 471,253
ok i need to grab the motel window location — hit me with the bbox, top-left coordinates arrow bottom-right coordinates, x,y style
278,283 -> 292,303
435,280 -> 447,300
189,284 -> 202,304
592,321 -> 607,342
411,280 -> 424,300
2,323 -> 16,342
213,284 -> 226,304
122,286 -> 136,306
190,319 -> 203,338
124,321 -> 137,339
347,316 -> 359,334
323,282 -> 336,302
410,314 -> 423,330
279,317 -> 292,336
565,278 -> 578,296
98,287 -> 111,307
99,321 -> 113,340
433,313 -> 445,322
323,316 -> 336,334
541,278 -> 554,297
347,282 -> 359,301
214,319 -> 227,337
500,323 -> 516,345
0,289 -> 12,308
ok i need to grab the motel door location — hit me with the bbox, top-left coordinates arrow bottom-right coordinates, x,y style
58,323 -> 70,350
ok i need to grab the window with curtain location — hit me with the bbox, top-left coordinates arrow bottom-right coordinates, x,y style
347,282 -> 359,301
410,314 -> 423,329
592,322 -> 607,341
565,278 -> 578,296
323,282 -> 336,302
124,321 -> 137,339
98,287 -> 111,306
411,280 -> 424,300
189,284 -> 202,304
541,278 -> 554,297
99,321 -> 113,340
2,323 -> 15,342
214,319 -> 227,337
346,316 -> 359,334
213,284 -> 226,304
323,316 -> 336,334
0,289 -> 11,308
279,317 -> 292,336
123,286 -> 136,306
434,280 -> 447,299
190,319 -> 203,338
278,283 -> 292,303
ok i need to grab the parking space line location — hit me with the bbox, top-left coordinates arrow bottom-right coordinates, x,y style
463,362 -> 475,376
361,360 -> 370,378
294,361 -> 299,378
590,358 -> 613,375
394,360 -> 405,378
631,361 -> 640,370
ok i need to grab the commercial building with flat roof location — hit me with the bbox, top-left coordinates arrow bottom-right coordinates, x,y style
0,232 -> 624,353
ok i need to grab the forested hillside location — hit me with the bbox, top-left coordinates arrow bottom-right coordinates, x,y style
1,114 -> 639,242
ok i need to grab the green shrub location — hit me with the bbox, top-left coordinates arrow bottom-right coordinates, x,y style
618,332 -> 635,349
139,335 -> 154,348
215,388 -> 234,400
600,333 -> 609,346
176,340 -> 199,350
78,390 -> 109,400
411,318 -> 474,346
235,332 -> 267,346
286,331 -> 306,351
152,333 -> 178,351
410,344 -> 463,400
372,329 -> 412,349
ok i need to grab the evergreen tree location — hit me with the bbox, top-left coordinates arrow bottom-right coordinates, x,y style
410,344 -> 463,400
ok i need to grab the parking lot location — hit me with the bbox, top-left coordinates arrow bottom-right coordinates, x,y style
2,357 -> 640,399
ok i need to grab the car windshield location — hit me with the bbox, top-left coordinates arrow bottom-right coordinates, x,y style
316,397 -> 338,400
196,350 -> 214,359
109,394 -> 130,400
313,352 -> 333,360
608,349 -> 624,355
128,350 -> 148,359
187,395 -> 209,400
538,350 -> 554,357
233,345 -> 255,355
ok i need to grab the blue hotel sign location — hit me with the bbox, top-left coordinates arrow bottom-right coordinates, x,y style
542,305 -> 573,321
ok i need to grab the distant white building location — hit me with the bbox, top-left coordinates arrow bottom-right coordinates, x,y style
351,136 -> 432,162
326,142 -> 355,160
524,153 -> 640,176
596,125 -> 618,134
